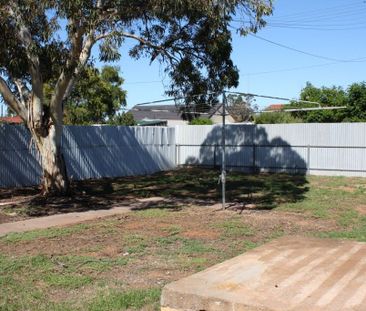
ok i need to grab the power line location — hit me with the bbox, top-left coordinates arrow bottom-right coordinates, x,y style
249,34 -> 366,63
266,24 -> 366,31
242,57 -> 366,77
269,1 -> 363,20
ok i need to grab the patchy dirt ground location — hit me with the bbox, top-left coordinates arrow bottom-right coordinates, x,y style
1,168 -> 366,310
0,167 -> 309,223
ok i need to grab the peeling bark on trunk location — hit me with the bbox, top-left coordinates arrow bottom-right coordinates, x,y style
30,122 -> 69,195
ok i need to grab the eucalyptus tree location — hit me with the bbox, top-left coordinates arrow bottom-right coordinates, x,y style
0,0 -> 272,194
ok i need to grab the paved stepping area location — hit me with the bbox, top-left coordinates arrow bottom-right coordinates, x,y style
161,236 -> 366,311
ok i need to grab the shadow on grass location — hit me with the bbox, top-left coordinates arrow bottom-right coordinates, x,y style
0,167 -> 309,218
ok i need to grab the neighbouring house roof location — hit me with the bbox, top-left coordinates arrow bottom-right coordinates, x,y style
129,105 -> 182,121
207,103 -> 226,118
136,118 -> 168,126
130,103 -> 238,123
0,116 -> 23,124
264,104 -> 285,111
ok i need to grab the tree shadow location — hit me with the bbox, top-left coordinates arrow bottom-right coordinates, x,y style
182,125 -> 310,210
0,124 -> 309,218
0,125 -> 177,217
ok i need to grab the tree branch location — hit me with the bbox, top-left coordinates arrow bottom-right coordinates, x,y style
7,4 -> 43,101
0,76 -> 27,120
50,22 -> 95,120
120,31 -> 179,63
95,30 -> 180,64
61,32 -> 95,104
13,78 -> 30,106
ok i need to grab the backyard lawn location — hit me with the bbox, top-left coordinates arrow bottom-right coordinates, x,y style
1,168 -> 366,310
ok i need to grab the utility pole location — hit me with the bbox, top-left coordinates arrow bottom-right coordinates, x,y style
221,91 -> 227,209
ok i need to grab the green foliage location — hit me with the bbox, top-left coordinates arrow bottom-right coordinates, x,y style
287,82 -> 348,122
258,81 -> 366,124
285,81 -> 366,123
255,112 -> 303,124
108,112 -> 136,126
345,82 -> 366,121
63,66 -> 127,125
0,0 -> 272,112
0,0 -> 272,193
189,118 -> 214,125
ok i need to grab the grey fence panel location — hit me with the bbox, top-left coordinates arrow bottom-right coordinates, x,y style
255,146 -> 308,172
3,122 -> 366,188
177,123 -> 366,177
62,126 -> 176,181
0,125 -> 176,188
178,145 -> 216,166
175,124 -> 254,146
0,125 -> 42,187
309,147 -> 366,172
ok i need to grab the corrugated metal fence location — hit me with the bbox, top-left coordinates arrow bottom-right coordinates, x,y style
0,125 -> 175,187
176,123 -> 366,177
1,123 -> 366,188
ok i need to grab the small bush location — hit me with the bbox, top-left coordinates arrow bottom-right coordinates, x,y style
189,118 -> 213,125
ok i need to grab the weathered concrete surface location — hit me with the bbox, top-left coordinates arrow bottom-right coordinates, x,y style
0,196 -> 167,237
0,206 -> 131,237
161,237 -> 366,311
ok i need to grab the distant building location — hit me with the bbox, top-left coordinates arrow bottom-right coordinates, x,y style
0,116 -> 23,124
264,104 -> 285,112
129,103 -> 241,126
129,105 -> 188,126
207,104 -> 236,124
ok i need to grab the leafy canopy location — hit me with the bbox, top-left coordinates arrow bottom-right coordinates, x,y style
255,81 -> 366,124
189,118 -> 213,125
61,66 -> 126,125
0,0 -> 273,113
108,112 -> 136,126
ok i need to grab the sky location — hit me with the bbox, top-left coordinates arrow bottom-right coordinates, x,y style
1,0 -> 365,115
109,0 -> 366,110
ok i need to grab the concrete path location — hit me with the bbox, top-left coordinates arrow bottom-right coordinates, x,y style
0,206 -> 131,237
161,236 -> 366,311
0,196 -> 168,237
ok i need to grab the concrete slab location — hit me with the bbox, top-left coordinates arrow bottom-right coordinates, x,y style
161,237 -> 366,311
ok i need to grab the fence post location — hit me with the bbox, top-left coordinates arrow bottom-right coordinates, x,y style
307,145 -> 310,175
213,145 -> 216,168
253,144 -> 256,173
176,144 -> 180,166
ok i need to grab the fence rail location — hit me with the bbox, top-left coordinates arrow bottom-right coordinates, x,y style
175,123 -> 366,177
1,123 -> 366,188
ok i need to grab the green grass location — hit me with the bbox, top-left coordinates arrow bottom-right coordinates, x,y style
124,234 -> 149,254
316,216 -> 366,242
2,168 -> 366,311
89,288 -> 161,311
214,219 -> 255,238
43,273 -> 93,289
2,224 -> 91,243
156,236 -> 209,252
135,207 -> 172,218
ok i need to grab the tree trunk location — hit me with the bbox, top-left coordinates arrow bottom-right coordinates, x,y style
30,122 -> 69,195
